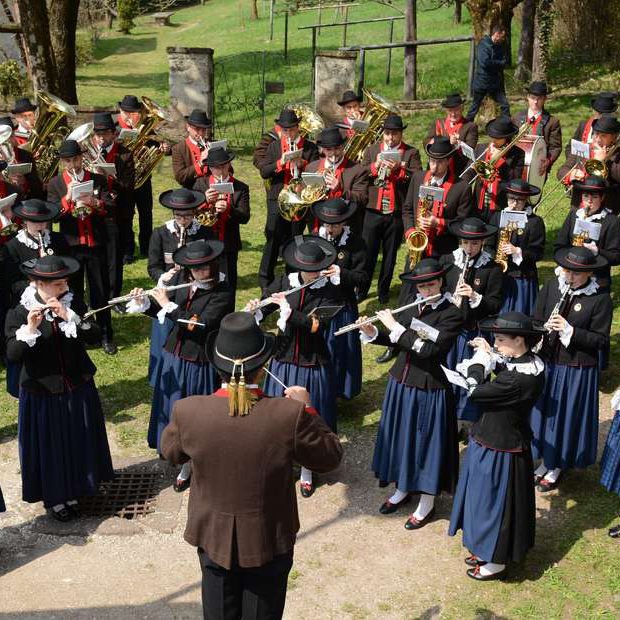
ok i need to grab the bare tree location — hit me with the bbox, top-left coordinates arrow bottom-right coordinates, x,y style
464,0 -> 524,42
49,0 -> 81,104
532,0 -> 554,82
403,0 -> 416,99
514,0 -> 535,82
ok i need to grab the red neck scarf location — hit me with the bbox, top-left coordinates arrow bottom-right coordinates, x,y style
582,117 -> 595,143
62,169 -> 99,247
527,113 -> 544,136
375,143 -> 407,213
279,135 -> 305,185
185,137 -> 209,178
422,169 -> 455,255
207,175 -> 233,241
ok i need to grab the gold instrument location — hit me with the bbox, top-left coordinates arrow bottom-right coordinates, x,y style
21,91 -> 76,183
469,122 -> 532,184
126,96 -> 173,189
66,123 -> 109,173
494,222 -> 523,272
277,183 -> 327,222
344,89 -> 400,163
406,193 -> 431,267
285,104 -> 325,139
583,140 -> 620,178
572,231 -> 589,246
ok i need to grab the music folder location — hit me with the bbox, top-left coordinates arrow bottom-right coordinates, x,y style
93,162 -> 117,178
301,172 -> 326,187
351,119 -> 370,133
308,305 -> 344,321
282,149 -> 303,162
71,180 -> 94,202
118,128 -> 139,142
211,182 -> 234,194
6,163 -> 32,175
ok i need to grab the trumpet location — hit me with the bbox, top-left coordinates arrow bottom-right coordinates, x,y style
583,139 -> 620,178
334,294 -> 442,336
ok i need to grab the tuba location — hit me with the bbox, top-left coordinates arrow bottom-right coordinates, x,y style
277,184 -> 327,222
344,89 -> 400,163
285,104 -> 325,139
21,91 -> 76,183
406,193 -> 431,267
126,96 -> 173,189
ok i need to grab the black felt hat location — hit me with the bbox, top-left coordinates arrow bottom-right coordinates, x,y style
317,127 -> 346,147
0,116 -> 15,130
206,311 -> 276,378
479,312 -> 546,336
571,175 -> 609,194
93,112 -> 117,132
13,199 -> 60,222
282,235 -> 337,272
159,188 -> 205,211
400,257 -> 449,283
500,178 -> 541,198
527,81 -> 551,96
441,93 -> 466,108
448,217 -> 498,239
274,109 -> 300,128
554,246 -> 608,272
311,198 -> 357,224
383,114 -> 407,131
172,238 -> 224,267
425,136 -> 458,160
205,147 -> 235,167
20,255 -> 80,280
337,90 -> 363,106
11,97 -> 37,114
118,95 -> 143,112
57,139 -> 84,158
485,116 -> 518,139
185,109 -> 212,128
591,93 -> 618,114
592,116 -> 620,135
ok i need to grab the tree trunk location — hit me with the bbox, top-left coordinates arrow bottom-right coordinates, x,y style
532,0 -> 554,82
250,0 -> 258,20
514,0 -> 535,82
15,0 -> 58,93
454,0 -> 462,24
403,0 -> 416,100
48,0 -> 80,104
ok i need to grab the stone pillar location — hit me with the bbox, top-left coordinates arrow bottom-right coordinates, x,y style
167,47 -> 214,118
313,51 -> 357,125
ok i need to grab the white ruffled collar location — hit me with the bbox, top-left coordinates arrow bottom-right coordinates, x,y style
165,218 -> 201,236
318,225 -> 350,247
576,206 -> 610,222
17,229 -> 50,250
453,248 -> 492,269
415,292 -> 449,310
20,284 -> 73,313
506,205 -> 533,216
191,272 -> 226,290
288,272 -> 326,290
504,354 -> 545,376
555,266 -> 599,297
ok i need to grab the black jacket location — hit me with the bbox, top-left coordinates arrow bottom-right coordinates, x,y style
467,353 -> 546,451
534,276 -> 612,367
472,35 -> 506,92
5,293 -> 101,394
370,295 -> 463,389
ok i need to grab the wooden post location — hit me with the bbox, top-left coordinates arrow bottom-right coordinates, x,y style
357,48 -> 366,96
386,19 -> 394,85
342,5 -> 349,47
404,0 -> 417,100
468,37 -> 476,97
317,0 -> 322,36
284,10 -> 289,60
269,0 -> 275,41
311,27 -> 317,93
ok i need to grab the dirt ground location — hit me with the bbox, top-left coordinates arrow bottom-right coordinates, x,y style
0,396 -> 616,619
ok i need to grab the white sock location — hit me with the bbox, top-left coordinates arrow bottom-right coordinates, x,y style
177,462 -> 192,481
52,504 -> 66,513
300,466 -> 313,485
543,468 -> 562,483
66,499 -> 78,506
534,463 -> 548,477
478,562 -> 506,576
388,489 -> 408,504
412,494 -> 435,520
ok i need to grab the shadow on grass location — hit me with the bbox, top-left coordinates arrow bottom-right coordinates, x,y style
93,36 -> 158,60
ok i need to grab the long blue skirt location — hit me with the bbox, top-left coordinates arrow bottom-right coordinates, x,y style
148,318 -> 174,387
325,304 -> 362,400
530,364 -> 599,469
264,359 -> 337,432
18,380 -> 114,507
0,484 -> 5,512
446,328 -> 481,423
372,376 -> 458,495
600,410 -> 620,495
500,276 -> 538,316
449,440 -> 535,563
6,359 -> 21,398
149,350 -> 218,451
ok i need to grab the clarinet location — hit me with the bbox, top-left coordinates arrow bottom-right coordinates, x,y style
37,231 -> 48,257
540,286 -> 572,359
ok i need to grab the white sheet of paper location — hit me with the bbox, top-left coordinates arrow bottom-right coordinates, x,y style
419,184 -> 445,202
571,139 -> 590,158
71,180 -> 94,202
6,163 -> 31,175
573,218 -> 602,241
0,192 -> 18,212
409,317 -> 439,343
208,140 -> 228,151
211,182 -> 234,194
500,210 -> 528,229
459,142 -> 475,161
301,172 -> 326,187
379,149 -> 402,163
282,149 -> 303,162
93,162 -> 117,178
351,119 -> 370,132
441,365 -> 470,390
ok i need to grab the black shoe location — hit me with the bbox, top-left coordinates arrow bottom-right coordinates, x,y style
49,505 -> 72,522
466,565 -> 507,581
123,255 -> 134,265
464,554 -> 486,567
379,494 -> 411,514
102,340 -> 118,355
66,502 -> 81,518
404,507 -> 436,530
300,481 -> 315,498
536,476 -> 560,493
174,477 -> 191,493
376,347 -> 397,364
378,479 -> 389,488
609,524 -> 620,538
113,304 -> 127,315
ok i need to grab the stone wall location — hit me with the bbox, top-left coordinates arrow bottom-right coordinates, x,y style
313,51 -> 357,125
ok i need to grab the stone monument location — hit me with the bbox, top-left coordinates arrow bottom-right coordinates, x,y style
167,47 -> 214,118
314,51 -> 358,124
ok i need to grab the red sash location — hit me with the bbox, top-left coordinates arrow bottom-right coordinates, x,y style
12,134 -> 28,147
419,170 -> 455,256
103,141 -> 120,191
117,115 -> 131,130
206,175 -> 233,241
342,117 -> 355,139
276,135 -> 306,185
582,117 -> 595,143
477,150 -> 505,214
373,143 -> 407,214
436,118 -> 464,176
61,169 -> 102,247
185,137 -> 209,178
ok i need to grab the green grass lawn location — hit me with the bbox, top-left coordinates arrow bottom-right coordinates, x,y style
1,1 -> 620,617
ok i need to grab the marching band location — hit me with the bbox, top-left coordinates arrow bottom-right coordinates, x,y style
2,79 -> 620,591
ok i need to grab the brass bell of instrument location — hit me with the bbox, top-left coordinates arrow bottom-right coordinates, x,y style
405,229 -> 429,268
285,104 -> 325,139
197,206 -> 218,227
583,158 -> 608,179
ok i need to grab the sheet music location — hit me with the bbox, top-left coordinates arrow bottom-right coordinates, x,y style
573,218 -> 601,241
409,317 -> 439,343
441,365 -> 470,390
499,210 -> 528,229
419,185 -> 445,202
570,139 -> 590,158
71,180 -> 94,202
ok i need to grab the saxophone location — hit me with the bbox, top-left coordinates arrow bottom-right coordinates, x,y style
494,221 -> 523,272
406,194 -> 431,267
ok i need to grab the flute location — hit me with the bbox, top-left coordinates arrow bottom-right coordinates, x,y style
107,279 -> 214,305
251,275 -> 328,311
334,294 -> 442,336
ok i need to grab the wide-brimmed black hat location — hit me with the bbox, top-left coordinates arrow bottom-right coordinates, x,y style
383,114 -> 407,131
93,112 -> 117,132
554,246 -> 608,271
21,255 -> 80,280
592,116 -> 620,135
441,93 -> 465,108
425,136 -> 458,160
57,139 -> 84,158
449,217 -> 498,239
274,109 -> 300,128
11,97 -> 37,114
337,90 -> 363,106
185,109 -> 212,128
486,117 -> 518,139
0,116 -> 15,130
591,93 -> 618,114
159,188 -> 205,210
206,311 -> 276,378
571,175 -> 609,194
479,311 -> 546,336
13,199 -> 60,222
118,95 -> 143,112
282,235 -> 336,272
317,126 -> 346,147
311,197 -> 357,224
205,147 -> 235,167
173,238 -> 224,267
400,257 -> 449,283
500,178 -> 541,198
527,81 -> 551,96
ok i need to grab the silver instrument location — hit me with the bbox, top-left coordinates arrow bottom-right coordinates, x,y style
252,275 -> 328,312
452,257 -> 473,308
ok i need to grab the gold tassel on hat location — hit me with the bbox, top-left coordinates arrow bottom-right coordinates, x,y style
237,370 -> 258,416
228,371 -> 239,417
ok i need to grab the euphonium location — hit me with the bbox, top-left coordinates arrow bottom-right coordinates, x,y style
66,123 -> 107,172
344,89 -> 400,163
285,104 -> 325,139
406,194 -> 431,267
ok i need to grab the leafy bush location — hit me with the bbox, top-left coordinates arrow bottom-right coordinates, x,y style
76,33 -> 94,67
0,61 -> 27,103
118,0 -> 140,34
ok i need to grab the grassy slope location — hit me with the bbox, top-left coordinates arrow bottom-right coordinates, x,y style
1,1 -> 619,617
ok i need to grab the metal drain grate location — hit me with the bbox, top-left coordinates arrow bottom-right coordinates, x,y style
79,469 -> 163,519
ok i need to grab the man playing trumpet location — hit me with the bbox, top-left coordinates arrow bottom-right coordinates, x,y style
337,90 -> 364,139
172,109 -> 214,189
